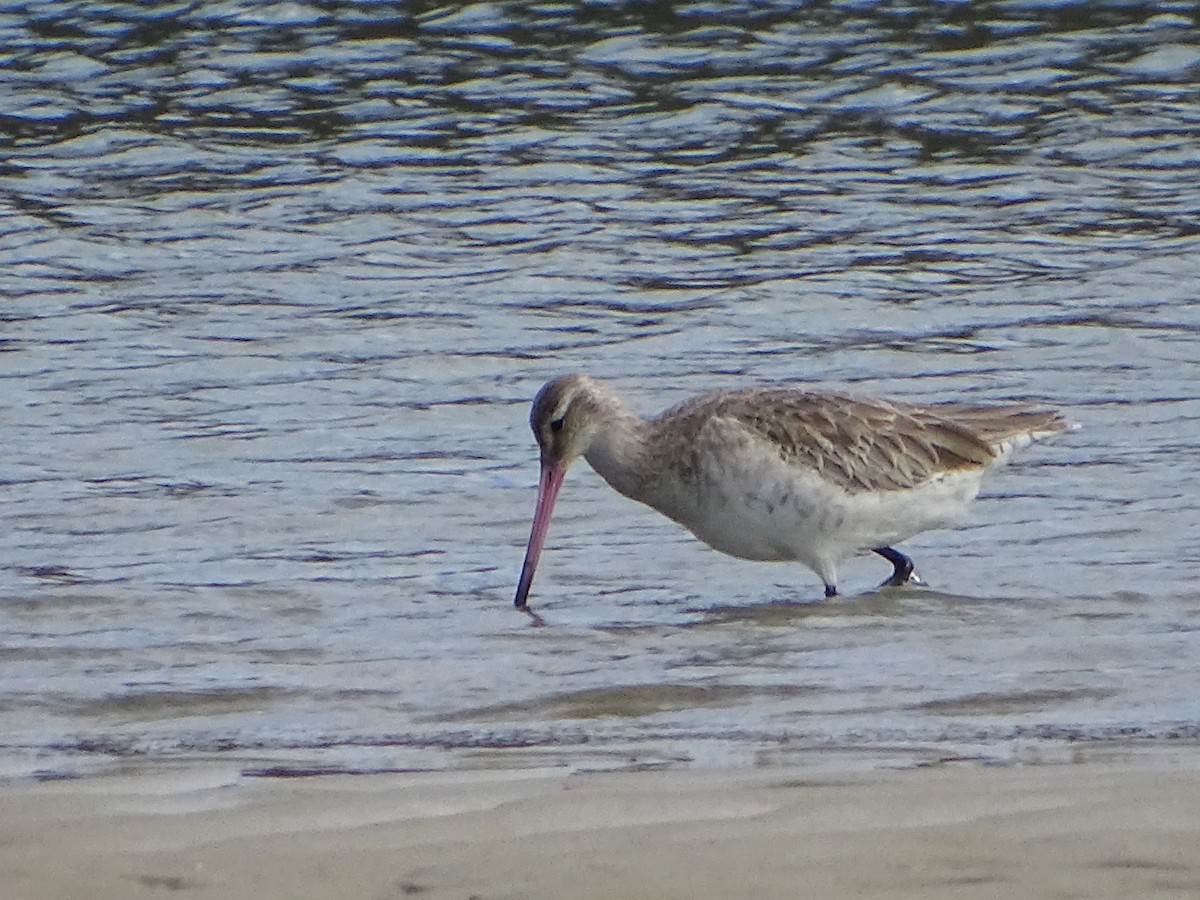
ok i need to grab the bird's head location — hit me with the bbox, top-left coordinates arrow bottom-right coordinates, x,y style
514,373 -> 608,610
529,372 -> 606,469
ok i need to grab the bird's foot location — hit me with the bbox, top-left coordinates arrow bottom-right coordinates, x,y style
872,547 -> 926,589
880,569 -> 926,589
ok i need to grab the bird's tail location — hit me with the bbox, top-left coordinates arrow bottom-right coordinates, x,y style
925,403 -> 1074,464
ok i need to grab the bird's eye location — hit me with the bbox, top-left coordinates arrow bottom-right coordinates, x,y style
549,417 -> 565,434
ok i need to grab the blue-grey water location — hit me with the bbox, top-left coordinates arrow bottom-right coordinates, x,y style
2,1 -> 1200,779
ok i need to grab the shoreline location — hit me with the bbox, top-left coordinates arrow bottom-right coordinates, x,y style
4,746 -> 1200,899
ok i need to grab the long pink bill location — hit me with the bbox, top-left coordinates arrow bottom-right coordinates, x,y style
514,459 -> 566,608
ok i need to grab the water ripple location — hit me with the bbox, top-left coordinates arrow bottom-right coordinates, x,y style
2,0 -> 1199,778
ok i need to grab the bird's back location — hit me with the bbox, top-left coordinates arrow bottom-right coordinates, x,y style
654,388 -> 1069,494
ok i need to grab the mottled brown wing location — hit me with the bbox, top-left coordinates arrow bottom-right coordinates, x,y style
677,390 -> 1000,493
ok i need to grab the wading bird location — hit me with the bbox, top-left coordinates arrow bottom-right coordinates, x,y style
513,374 -> 1068,610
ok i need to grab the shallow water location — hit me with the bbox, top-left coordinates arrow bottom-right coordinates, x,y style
2,1 -> 1200,779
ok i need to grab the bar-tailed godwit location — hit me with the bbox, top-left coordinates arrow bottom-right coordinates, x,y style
513,374 -> 1069,609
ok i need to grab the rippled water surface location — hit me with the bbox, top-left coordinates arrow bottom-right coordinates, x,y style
3,1 -> 1200,778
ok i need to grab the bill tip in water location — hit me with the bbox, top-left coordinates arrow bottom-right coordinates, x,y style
516,602 -> 545,627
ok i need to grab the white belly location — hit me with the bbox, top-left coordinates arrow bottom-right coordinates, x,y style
631,440 -> 984,574
681,467 -> 980,561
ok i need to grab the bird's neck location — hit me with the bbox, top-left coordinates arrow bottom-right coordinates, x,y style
582,399 -> 654,502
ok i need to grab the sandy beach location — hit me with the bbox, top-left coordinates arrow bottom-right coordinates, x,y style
4,751 -> 1200,900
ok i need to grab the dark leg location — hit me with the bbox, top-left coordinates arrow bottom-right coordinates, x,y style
873,546 -> 917,587
824,583 -> 837,599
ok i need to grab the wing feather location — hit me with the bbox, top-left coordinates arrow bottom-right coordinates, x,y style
655,389 -> 1044,494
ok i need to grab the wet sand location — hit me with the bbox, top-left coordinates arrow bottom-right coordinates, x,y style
4,751 -> 1200,900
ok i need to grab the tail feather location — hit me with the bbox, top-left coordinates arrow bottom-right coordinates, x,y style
921,403 -> 1073,463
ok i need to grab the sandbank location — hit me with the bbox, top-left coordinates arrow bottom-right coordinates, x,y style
3,750 -> 1200,899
